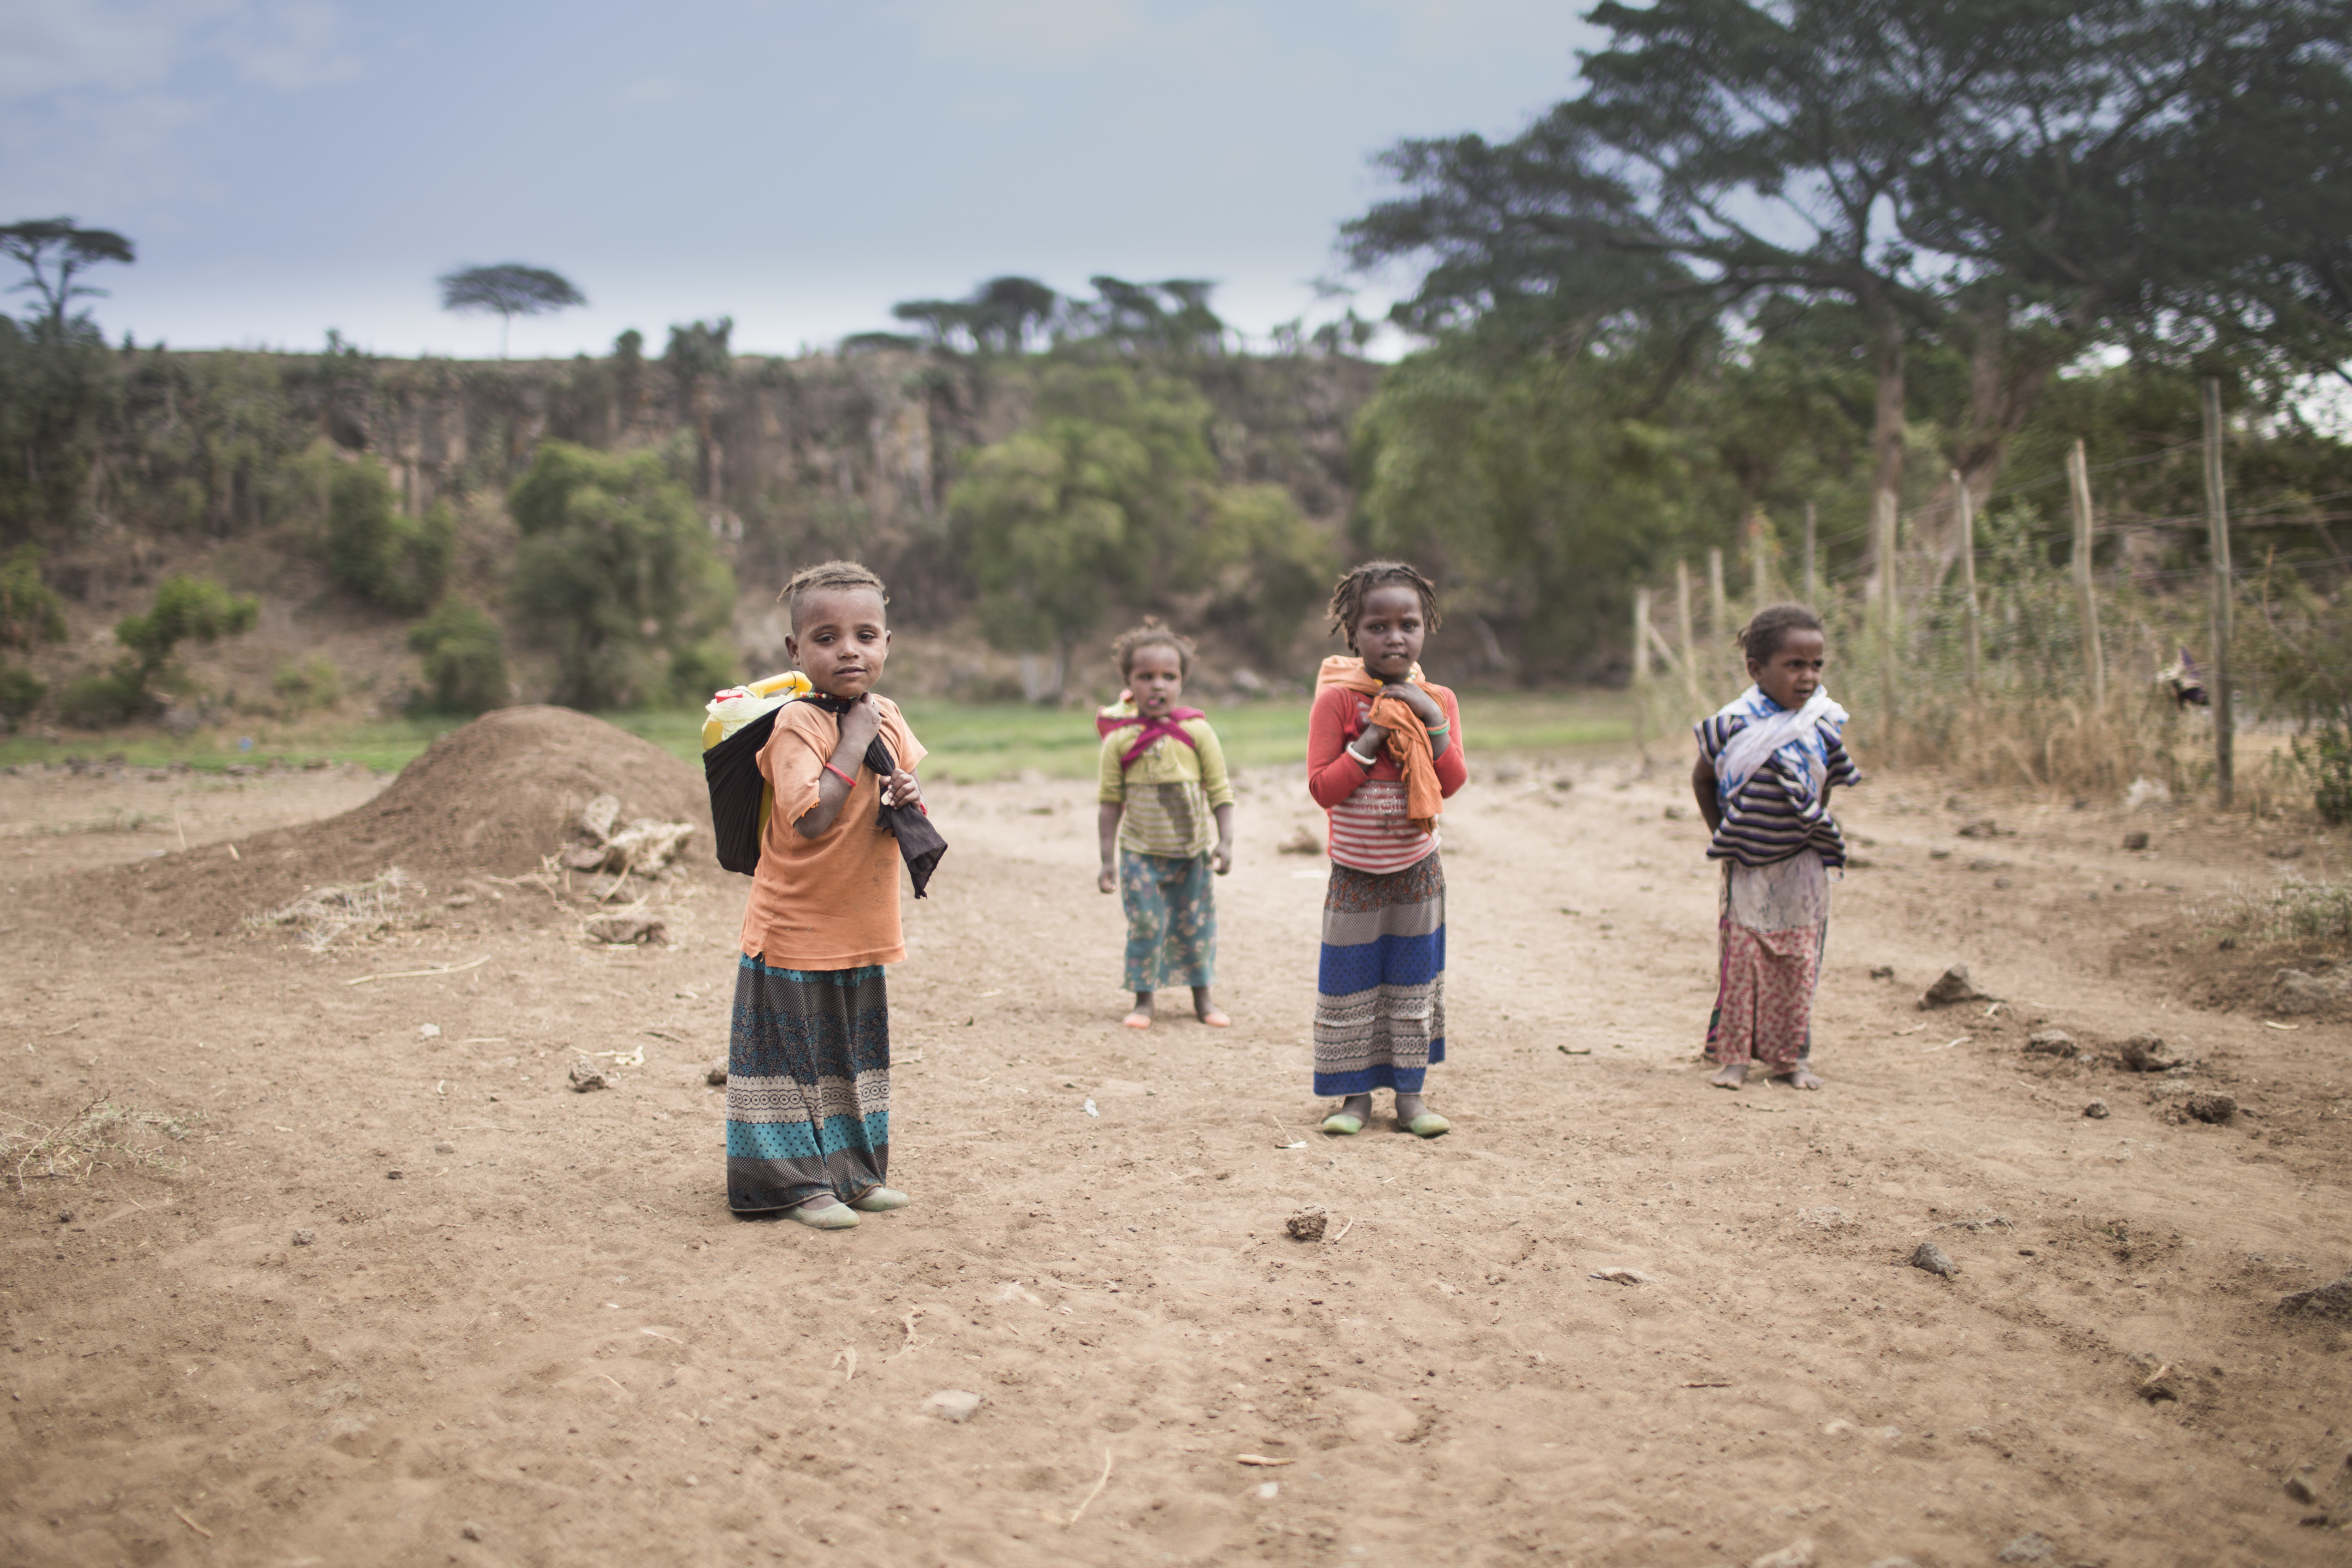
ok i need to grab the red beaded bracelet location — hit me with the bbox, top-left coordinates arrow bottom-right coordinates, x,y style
824,761 -> 857,787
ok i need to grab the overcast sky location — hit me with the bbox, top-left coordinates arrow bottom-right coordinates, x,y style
1,0 -> 1598,359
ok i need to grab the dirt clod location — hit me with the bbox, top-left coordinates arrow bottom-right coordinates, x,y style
462,1523 -> 483,1542
1921,965 -> 1991,1008
2026,1028 -> 2078,1057
1910,1241 -> 1958,1277
55,1210 -> 71,1224
2123,831 -> 2150,851
585,913 -> 667,946
292,1229 -> 315,1246
2287,1477 -> 2319,1505
2268,969 -> 2347,1016
1869,965 -> 1894,980
2083,1099 -> 2110,1119
2185,1092 -> 2238,1124
1997,1531 -> 2054,1562
1285,1206 -> 1328,1242
568,1064 -> 608,1093
2119,1032 -> 2187,1072
706,1064 -> 728,1086
2279,1273 -> 2352,1320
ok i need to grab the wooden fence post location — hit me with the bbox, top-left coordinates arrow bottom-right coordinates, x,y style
1632,586 -> 1653,685
1707,546 -> 1728,638
2203,378 -> 2235,808
1676,559 -> 1700,707
1801,500 -> 1817,607
1873,488 -> 1898,726
1955,468 -> 1981,694
2066,438 -> 2107,708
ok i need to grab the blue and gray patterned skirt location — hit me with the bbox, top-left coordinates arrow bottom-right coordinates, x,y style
725,955 -> 889,1212
1312,852 -> 1446,1096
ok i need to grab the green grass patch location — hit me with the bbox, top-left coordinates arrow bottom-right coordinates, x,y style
0,689 -> 1637,782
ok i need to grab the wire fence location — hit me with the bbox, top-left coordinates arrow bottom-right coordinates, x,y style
1631,421 -> 2347,814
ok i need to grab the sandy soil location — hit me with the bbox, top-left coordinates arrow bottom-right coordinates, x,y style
3,730 -> 2349,1568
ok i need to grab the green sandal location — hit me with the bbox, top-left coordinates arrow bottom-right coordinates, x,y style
1320,1111 -> 1367,1136
788,1199 -> 860,1229
849,1186 -> 910,1212
1398,1112 -> 1451,1138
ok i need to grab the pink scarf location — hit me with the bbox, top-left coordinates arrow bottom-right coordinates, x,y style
1098,705 -> 1205,768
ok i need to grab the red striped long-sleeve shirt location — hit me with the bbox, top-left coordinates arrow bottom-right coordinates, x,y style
1306,681 -> 1467,873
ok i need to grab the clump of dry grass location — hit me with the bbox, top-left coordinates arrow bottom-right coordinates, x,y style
2,1097 -> 198,1195
249,867 -> 423,952
2200,876 -> 2352,950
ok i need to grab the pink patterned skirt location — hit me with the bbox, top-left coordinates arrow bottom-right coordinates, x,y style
1705,852 -> 1830,1070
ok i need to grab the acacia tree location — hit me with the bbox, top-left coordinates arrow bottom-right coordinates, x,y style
437,263 -> 585,358
0,218 -> 134,332
1343,0 -> 2352,560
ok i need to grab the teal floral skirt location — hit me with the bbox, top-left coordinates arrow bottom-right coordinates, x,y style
1119,849 -> 1215,991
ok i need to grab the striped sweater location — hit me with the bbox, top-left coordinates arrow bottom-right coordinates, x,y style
1695,710 -> 1862,868
1306,681 -> 1467,874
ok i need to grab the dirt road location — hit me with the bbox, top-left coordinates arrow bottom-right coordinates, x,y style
3,739 -> 2348,1567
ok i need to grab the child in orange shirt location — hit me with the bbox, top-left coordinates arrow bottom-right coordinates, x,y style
728,561 -> 926,1230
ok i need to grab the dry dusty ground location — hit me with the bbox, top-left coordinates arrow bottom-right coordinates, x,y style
3,739 -> 2350,1568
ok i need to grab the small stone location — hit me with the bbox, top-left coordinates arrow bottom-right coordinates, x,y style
1920,965 -> 1990,1008
1277,825 -> 1323,855
1968,857 -> 2001,872
2185,1092 -> 2237,1124
2287,1477 -> 2319,1505
2118,1032 -> 2185,1072
55,1210 -> 72,1224
385,1170 -> 403,1180
1749,1542 -> 1815,1568
1910,1241 -> 1958,1277
418,1023 -> 441,1038
1869,965 -> 1894,980
292,1228 -> 316,1246
2268,968 -> 2346,1015
1958,819 -> 2001,838
1588,1267 -> 1650,1285
1993,876 -> 2013,889
2026,1029 -> 2078,1057
1255,1480 -> 1279,1500
433,1141 -> 455,1154
462,1522 -> 484,1542
706,1063 -> 728,1086
2082,1099 -> 2110,1120
1997,1532 -> 2054,1562
1285,1207 -> 1328,1242
568,1063 -> 608,1092
2123,830 -> 2150,851
585,913 -> 666,946
923,1389 -> 984,1423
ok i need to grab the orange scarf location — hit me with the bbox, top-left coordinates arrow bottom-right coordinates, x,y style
1317,655 -> 1444,833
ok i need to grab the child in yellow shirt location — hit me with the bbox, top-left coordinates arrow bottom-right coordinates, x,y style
1094,619 -> 1235,1029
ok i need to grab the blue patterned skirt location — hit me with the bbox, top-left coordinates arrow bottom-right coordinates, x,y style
1312,853 -> 1445,1096
725,956 -> 889,1212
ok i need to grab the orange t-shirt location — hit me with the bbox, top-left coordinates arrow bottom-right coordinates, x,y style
737,696 -> 928,970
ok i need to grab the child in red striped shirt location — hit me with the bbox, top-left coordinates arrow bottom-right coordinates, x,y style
1304,561 -> 1467,1138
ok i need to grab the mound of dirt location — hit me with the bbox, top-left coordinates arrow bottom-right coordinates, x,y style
62,707 -> 712,941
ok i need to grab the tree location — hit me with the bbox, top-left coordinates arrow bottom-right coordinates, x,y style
950,364 -> 1326,673
1342,0 -> 2352,559
322,457 -> 454,611
507,442 -> 735,709
0,218 -> 134,330
406,599 -> 510,715
892,276 -> 1061,353
437,263 -> 586,358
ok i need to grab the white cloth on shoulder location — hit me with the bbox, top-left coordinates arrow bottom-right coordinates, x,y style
1712,685 -> 1848,809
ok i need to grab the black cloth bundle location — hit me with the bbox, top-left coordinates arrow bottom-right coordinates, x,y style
702,694 -> 947,896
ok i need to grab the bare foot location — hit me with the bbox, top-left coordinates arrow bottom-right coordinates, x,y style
1122,992 -> 1153,1029
1191,987 -> 1228,1026
1776,1064 -> 1824,1090
1196,1009 -> 1230,1026
1708,1061 -> 1749,1090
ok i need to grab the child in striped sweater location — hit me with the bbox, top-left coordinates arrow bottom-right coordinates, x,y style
1304,561 -> 1467,1138
1690,603 -> 1862,1091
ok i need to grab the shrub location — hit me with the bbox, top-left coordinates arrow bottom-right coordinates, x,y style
62,574 -> 258,727
406,599 -> 509,715
0,545 -> 67,651
0,660 -> 43,721
325,458 -> 454,612
270,654 -> 342,714
507,442 -> 734,709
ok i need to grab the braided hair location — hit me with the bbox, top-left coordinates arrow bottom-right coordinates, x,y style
780,560 -> 888,630
1325,560 -> 1441,653
1110,616 -> 1195,679
1736,602 -> 1825,665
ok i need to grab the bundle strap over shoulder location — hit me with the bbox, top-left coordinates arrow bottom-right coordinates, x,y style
1708,685 -> 1847,813
796,692 -> 948,897
1316,655 -> 1444,833
1096,697 -> 1207,768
